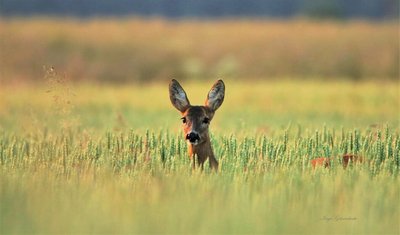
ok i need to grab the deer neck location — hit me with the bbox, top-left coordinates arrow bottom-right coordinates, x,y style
188,137 -> 214,158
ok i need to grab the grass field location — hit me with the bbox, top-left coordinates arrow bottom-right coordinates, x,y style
1,77 -> 399,234
1,18 -> 399,234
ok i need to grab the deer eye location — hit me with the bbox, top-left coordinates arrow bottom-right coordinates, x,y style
181,117 -> 187,124
203,117 -> 210,124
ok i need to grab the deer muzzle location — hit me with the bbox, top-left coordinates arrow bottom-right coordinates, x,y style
186,132 -> 200,144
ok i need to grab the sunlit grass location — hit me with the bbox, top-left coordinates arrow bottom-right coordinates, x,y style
1,80 -> 398,135
1,126 -> 399,234
1,17 -> 398,234
0,80 -> 399,234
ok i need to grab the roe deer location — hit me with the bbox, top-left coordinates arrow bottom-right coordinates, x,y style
311,154 -> 364,169
310,157 -> 331,169
169,79 -> 225,170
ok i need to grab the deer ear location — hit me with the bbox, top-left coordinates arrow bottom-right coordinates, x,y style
169,79 -> 191,112
205,80 -> 225,112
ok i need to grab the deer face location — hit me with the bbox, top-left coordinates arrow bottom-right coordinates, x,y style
169,79 -> 225,146
181,106 -> 212,145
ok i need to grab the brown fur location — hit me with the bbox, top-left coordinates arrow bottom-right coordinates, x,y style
311,154 -> 364,169
169,79 -> 225,171
342,154 -> 364,168
311,157 -> 331,169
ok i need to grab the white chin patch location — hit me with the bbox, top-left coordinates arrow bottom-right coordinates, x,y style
188,140 -> 199,146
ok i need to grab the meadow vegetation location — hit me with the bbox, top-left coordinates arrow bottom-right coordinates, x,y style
1,77 -> 399,234
0,19 -> 399,234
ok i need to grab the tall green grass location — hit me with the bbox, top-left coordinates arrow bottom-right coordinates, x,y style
1,80 -> 399,234
1,126 -> 399,234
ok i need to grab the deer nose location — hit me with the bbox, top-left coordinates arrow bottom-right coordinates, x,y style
186,132 -> 200,143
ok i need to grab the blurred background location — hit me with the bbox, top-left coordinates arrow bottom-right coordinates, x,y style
1,0 -> 398,19
0,1 -> 399,133
0,0 -> 398,84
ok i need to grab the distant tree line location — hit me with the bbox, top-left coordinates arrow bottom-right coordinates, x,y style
1,0 -> 398,19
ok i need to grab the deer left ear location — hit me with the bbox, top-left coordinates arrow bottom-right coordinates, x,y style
205,80 -> 225,112
169,79 -> 191,112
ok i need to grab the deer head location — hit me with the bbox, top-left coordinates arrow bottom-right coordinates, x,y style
169,79 -> 225,170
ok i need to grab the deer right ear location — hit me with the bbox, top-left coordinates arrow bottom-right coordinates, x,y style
205,79 -> 225,112
169,79 -> 191,112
